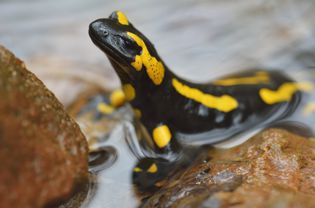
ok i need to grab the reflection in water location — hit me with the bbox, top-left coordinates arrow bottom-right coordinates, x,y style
68,91 -> 142,207
57,174 -> 96,208
85,122 -> 141,207
88,146 -> 117,173
270,121 -> 314,138
73,67 -> 315,208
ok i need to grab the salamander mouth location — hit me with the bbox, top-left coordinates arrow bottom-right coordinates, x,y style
89,29 -> 125,62
89,28 -> 133,80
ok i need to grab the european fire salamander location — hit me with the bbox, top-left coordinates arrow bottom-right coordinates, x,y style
89,11 -> 309,191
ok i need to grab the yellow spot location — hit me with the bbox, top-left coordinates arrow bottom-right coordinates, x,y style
116,11 -> 129,25
97,102 -> 114,114
133,108 -> 142,118
303,102 -> 315,117
127,32 -> 165,85
110,89 -> 126,107
259,82 -> 313,105
172,78 -> 238,113
147,163 -> 158,173
133,167 -> 142,172
122,84 -> 135,101
213,72 -> 270,86
309,137 -> 315,142
153,125 -> 172,148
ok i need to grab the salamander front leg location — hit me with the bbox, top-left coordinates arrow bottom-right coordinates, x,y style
130,123 -> 180,193
130,120 -> 184,192
147,123 -> 181,160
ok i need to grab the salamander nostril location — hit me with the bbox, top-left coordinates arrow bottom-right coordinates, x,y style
99,27 -> 109,36
103,30 -> 109,36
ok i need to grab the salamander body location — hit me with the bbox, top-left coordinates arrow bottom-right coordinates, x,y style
89,11 -> 302,191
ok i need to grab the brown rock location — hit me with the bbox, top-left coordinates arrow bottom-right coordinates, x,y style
143,128 -> 315,208
0,45 -> 89,208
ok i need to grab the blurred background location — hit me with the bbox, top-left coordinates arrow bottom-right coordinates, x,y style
1,0 -> 315,106
2,1 -> 315,207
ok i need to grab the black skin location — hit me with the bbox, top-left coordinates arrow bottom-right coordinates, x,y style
89,11 -> 301,192
132,157 -> 175,193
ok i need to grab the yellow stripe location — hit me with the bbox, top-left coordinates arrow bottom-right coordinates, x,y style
172,78 -> 238,113
259,82 -> 313,105
127,32 -> 165,85
116,11 -> 129,25
153,125 -> 172,148
147,163 -> 158,173
213,72 -> 270,86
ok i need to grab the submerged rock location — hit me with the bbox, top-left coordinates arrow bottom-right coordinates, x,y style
143,128 -> 315,208
0,45 -> 89,208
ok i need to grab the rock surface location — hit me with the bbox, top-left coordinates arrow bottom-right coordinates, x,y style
143,128 -> 315,208
0,45 -> 89,208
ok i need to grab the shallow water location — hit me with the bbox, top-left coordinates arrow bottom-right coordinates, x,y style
70,67 -> 315,207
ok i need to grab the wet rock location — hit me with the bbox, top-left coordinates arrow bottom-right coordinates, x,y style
143,128 -> 315,208
0,45 -> 89,208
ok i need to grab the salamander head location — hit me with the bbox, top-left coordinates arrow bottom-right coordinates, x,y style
89,11 -> 166,86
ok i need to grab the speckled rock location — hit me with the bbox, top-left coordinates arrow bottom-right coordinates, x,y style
143,128 -> 315,208
0,45 -> 89,208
